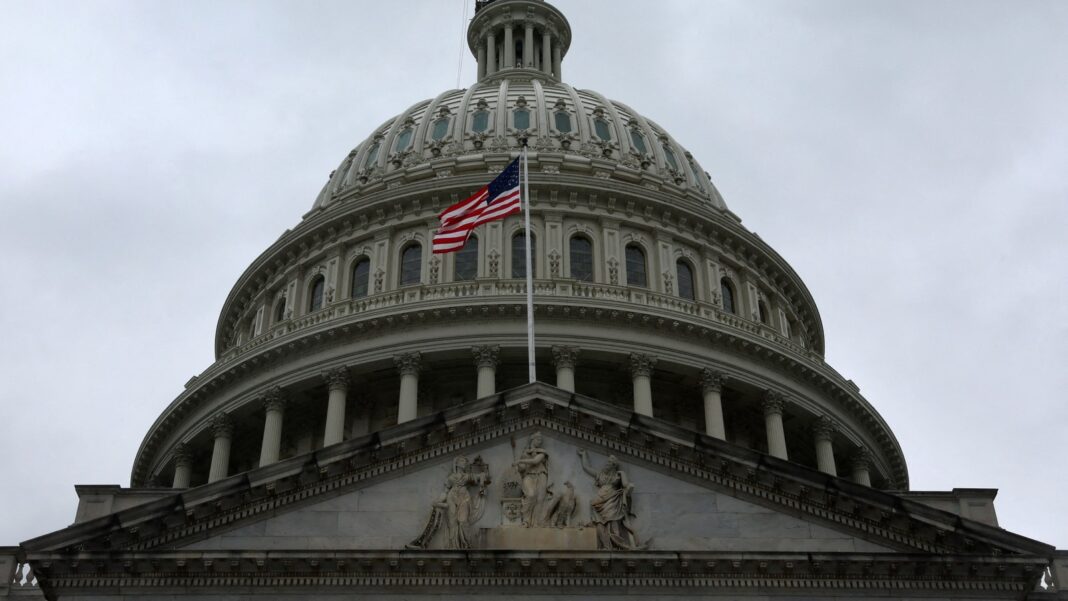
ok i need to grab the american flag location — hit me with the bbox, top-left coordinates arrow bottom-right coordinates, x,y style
432,158 -> 522,254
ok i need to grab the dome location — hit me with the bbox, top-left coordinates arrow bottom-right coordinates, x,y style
131,0 -> 908,495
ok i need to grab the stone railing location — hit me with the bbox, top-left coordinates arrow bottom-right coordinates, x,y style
0,548 -> 42,599
221,279 -> 820,364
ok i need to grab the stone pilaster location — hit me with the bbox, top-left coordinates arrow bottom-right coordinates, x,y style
628,353 -> 657,417
323,367 -> 350,447
258,387 -> 287,467
551,345 -> 579,392
171,442 -> 193,489
208,413 -> 235,483
471,345 -> 500,398
850,447 -> 873,487
813,415 -> 838,476
699,368 -> 726,440
394,352 -> 422,424
761,391 -> 788,460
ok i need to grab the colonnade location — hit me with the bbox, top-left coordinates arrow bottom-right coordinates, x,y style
478,23 -> 563,80
173,349 -> 875,490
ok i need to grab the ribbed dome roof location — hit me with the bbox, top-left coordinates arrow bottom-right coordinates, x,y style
311,76 -> 727,213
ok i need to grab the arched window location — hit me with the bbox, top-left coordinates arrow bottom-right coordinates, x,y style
273,297 -> 287,323
395,129 -> 414,152
720,278 -> 736,314
400,243 -> 422,286
514,108 -> 530,130
662,143 -> 679,171
431,118 -> 450,140
308,275 -> 325,312
511,231 -> 536,278
630,129 -> 647,154
676,260 -> 695,301
351,257 -> 370,299
594,118 -> 612,141
758,299 -> 769,324
554,111 -> 572,133
569,235 -> 593,281
364,142 -> 381,168
455,235 -> 478,281
625,244 -> 647,287
472,111 -> 490,133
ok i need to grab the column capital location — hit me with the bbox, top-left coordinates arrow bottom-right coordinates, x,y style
394,351 -> 422,376
211,412 -> 235,439
173,442 -> 194,468
471,345 -> 501,369
700,368 -> 725,393
761,390 -> 786,416
850,446 -> 873,471
813,415 -> 837,441
628,353 -> 658,378
324,367 -> 350,392
551,345 -> 580,369
261,386 -> 287,413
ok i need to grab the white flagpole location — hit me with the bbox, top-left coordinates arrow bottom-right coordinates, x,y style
522,146 -> 536,383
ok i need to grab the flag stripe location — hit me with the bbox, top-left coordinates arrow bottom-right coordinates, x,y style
432,158 -> 523,254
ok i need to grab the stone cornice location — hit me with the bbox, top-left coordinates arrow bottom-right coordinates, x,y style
52,386 -> 1048,561
134,289 -> 906,490
26,550 -> 1048,599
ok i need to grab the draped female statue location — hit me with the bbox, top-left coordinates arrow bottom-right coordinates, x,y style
407,455 -> 490,550
514,432 -> 550,526
577,449 -> 645,550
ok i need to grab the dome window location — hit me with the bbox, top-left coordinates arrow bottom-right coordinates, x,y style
455,235 -> 478,281
472,110 -> 490,133
308,275 -> 326,313
625,244 -> 647,288
273,297 -> 287,324
663,144 -> 679,171
676,260 -> 695,301
514,108 -> 530,130
351,257 -> 370,299
248,318 -> 257,340
364,142 -> 381,168
511,231 -> 536,278
758,299 -> 770,325
400,243 -> 422,286
720,278 -> 736,314
594,118 -> 612,142
629,129 -> 648,155
554,111 -> 572,133
395,129 -> 414,152
431,117 -> 450,141
569,235 -> 593,282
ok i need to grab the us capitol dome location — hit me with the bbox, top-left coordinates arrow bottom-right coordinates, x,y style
7,1 -> 1063,600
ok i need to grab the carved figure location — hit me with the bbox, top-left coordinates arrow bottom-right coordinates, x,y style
577,449 -> 645,550
542,481 -> 577,528
514,432 -> 550,527
407,455 -> 490,550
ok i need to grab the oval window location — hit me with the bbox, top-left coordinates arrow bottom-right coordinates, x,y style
395,129 -> 413,152
630,129 -> 647,154
594,118 -> 611,141
514,109 -> 530,130
554,111 -> 572,133
472,111 -> 489,133
431,118 -> 449,140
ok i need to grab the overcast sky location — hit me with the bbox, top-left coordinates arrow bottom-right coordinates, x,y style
1,0 -> 1065,550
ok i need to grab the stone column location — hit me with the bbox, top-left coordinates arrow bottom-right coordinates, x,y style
551,345 -> 579,392
552,43 -> 562,80
524,25 -> 534,67
486,32 -> 497,75
761,391 -> 788,460
171,443 -> 192,489
503,25 -> 514,69
395,352 -> 422,424
472,345 -> 500,398
851,447 -> 873,487
258,387 -> 287,467
477,44 -> 487,79
628,353 -> 658,417
208,413 -> 235,483
699,368 -> 726,440
813,416 -> 838,476
323,367 -> 350,447
541,31 -> 552,75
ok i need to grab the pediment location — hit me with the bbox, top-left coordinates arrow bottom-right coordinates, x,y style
22,383 -> 1052,560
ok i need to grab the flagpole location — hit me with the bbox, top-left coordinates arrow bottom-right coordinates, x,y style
521,145 -> 536,384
